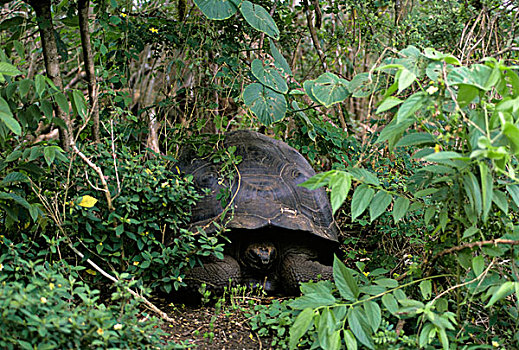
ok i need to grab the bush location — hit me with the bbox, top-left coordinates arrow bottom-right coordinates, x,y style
0,242 -> 178,349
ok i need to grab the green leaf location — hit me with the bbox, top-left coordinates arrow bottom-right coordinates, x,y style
396,92 -> 427,123
243,83 -> 286,125
375,117 -> 415,147
0,96 -> 21,135
395,133 -> 436,147
376,97 -> 403,114
329,171 -> 352,214
70,90 -> 87,119
240,1 -> 279,39
369,190 -> 392,222
1,172 -> 29,184
492,189 -> 508,215
373,278 -> 397,288
18,79 -> 32,98
382,294 -> 399,315
507,184 -> 519,208
269,39 -> 292,76
447,64 -> 494,90
424,151 -> 464,162
343,329 -> 357,350
419,323 -> 436,348
333,255 -> 359,301
0,61 -> 22,76
503,122 -> 519,155
392,196 -> 410,223
457,84 -> 479,108
193,0 -> 239,20
290,289 -> 336,310
311,73 -> 350,107
363,301 -> 381,332
44,146 -> 56,166
351,184 -> 374,220
479,163 -> 493,222
303,80 -> 321,105
348,307 -> 374,349
485,281 -> 516,308
472,256 -> 485,276
397,68 -> 416,93
299,171 -> 332,190
34,74 -> 45,98
54,92 -> 69,115
419,280 -> 432,300
250,59 -> 288,93
462,172 -> 482,217
347,168 -> 380,186
462,226 -> 479,239
349,73 -> 374,98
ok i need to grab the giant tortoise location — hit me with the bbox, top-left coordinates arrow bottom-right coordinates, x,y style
177,130 -> 339,295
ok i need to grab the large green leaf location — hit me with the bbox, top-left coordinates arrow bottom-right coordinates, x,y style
347,168 -> 380,186
479,163 -> 493,222
193,0 -> 240,20
329,171 -> 352,214
0,62 -> 22,76
243,83 -> 286,125
348,307 -> 374,349
310,72 -> 350,107
250,59 -> 288,93
363,301 -> 381,332
349,73 -> 374,98
269,39 -> 292,76
392,196 -> 410,223
375,117 -> 415,147
240,1 -> 279,39
396,92 -> 427,123
486,282 -> 517,308
289,289 -> 336,310
395,132 -> 436,147
462,172 -> 482,217
343,329 -> 357,350
0,96 -> 21,135
351,184 -> 375,220
376,97 -> 403,114
507,184 -> 519,208
503,122 -> 519,155
369,190 -> 392,222
492,189 -> 508,214
397,68 -> 416,93
318,309 -> 341,350
289,308 -> 314,350
447,64 -> 494,91
303,80 -> 321,105
333,256 -> 359,301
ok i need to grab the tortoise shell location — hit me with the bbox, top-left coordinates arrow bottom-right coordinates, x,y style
178,130 -> 339,243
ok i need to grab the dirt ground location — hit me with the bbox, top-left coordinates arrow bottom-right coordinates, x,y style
161,303 -> 273,349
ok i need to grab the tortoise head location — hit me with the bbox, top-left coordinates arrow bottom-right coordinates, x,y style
243,241 -> 277,271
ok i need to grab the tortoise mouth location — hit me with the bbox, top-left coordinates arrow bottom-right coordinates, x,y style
243,242 -> 277,271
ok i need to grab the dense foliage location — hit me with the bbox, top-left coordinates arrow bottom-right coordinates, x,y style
1,0 -> 518,348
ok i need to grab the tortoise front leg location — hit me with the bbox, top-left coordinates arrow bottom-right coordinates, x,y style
184,254 -> 241,293
280,252 -> 333,295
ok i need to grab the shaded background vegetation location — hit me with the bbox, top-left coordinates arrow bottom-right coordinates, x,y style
1,0 -> 518,348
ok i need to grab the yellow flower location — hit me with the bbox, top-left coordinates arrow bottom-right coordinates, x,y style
114,323 -> 123,330
362,271 -> 370,277
434,144 -> 441,153
177,276 -> 183,282
96,328 -> 104,335
99,242 -> 103,246
0,263 -> 3,271
49,283 -> 55,290
133,261 -> 140,266
149,27 -> 158,34
426,85 -> 439,95
40,297 -> 47,304
492,341 -> 500,347
57,284 -> 62,288
121,13 -> 127,18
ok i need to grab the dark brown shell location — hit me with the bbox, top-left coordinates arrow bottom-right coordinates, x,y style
178,130 -> 339,242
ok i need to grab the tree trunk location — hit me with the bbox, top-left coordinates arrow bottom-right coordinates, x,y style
78,0 -> 100,143
28,0 -> 73,149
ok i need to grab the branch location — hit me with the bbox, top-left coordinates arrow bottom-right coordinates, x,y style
427,239 -> 519,268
